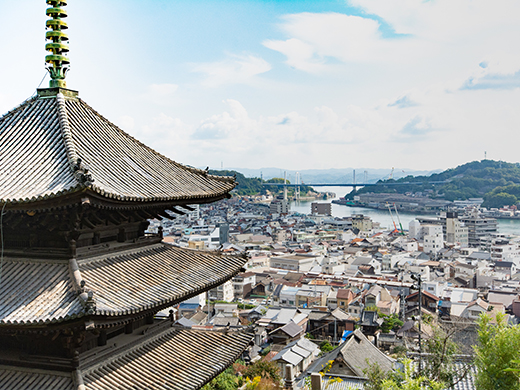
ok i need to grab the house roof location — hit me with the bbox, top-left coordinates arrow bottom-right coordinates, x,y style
406,290 -> 440,301
0,244 -> 246,326
272,320 -> 303,338
0,92 -> 236,207
337,288 -> 354,300
303,329 -> 394,378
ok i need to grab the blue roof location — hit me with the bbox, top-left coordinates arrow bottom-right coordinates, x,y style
341,330 -> 353,343
179,303 -> 200,310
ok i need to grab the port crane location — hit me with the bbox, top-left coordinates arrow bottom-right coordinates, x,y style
393,203 -> 405,235
386,203 -> 399,234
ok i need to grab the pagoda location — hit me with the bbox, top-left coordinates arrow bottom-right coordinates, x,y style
0,1 -> 251,388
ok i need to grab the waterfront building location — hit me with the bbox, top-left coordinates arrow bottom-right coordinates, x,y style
0,3 -> 251,388
446,211 -> 469,247
311,202 -> 332,216
270,195 -> 290,215
460,210 -> 498,247
351,214 -> 373,231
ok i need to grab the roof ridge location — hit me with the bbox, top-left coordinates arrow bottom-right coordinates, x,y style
0,96 -> 39,124
56,93 -> 93,186
74,97 -> 236,184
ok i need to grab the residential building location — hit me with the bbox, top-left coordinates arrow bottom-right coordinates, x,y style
446,211 -> 469,246
460,211 -> 498,247
311,202 -> 332,216
270,254 -> 318,273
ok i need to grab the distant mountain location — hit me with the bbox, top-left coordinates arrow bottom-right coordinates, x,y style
224,167 -> 440,184
344,160 -> 520,208
208,169 -> 313,196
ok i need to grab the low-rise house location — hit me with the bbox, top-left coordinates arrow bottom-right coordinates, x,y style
456,298 -> 505,321
359,310 -> 383,337
272,338 -> 320,378
270,254 -> 319,272
270,320 -> 305,345
406,290 -> 439,314
347,296 -> 365,318
232,271 -> 256,300
306,308 -> 356,342
303,329 -> 395,378
337,288 -> 356,310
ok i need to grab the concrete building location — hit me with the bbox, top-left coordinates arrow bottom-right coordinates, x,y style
460,211 -> 498,247
445,211 -> 469,246
422,224 -> 443,255
351,214 -> 373,231
311,202 -> 332,216
270,254 -> 318,273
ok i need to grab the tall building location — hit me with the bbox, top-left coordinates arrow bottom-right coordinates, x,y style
445,211 -> 469,247
311,202 -> 332,216
0,2 -> 251,388
460,210 -> 498,247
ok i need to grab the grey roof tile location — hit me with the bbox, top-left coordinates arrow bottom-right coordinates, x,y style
0,368 -> 74,390
0,244 -> 246,325
82,328 -> 253,390
0,94 -> 235,206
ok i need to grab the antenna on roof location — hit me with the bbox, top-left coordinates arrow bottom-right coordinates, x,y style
45,0 -> 70,88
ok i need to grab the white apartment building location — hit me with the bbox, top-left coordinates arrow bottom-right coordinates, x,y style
423,224 -> 443,255
491,243 -> 520,262
446,211 -> 469,247
270,254 -> 317,273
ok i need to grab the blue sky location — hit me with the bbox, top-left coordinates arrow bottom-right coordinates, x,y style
2,0 -> 520,172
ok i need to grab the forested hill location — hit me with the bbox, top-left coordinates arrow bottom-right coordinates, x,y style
208,170 -> 313,196
345,160 -> 520,208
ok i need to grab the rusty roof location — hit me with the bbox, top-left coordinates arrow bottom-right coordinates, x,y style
0,93 -> 235,206
0,244 -> 246,326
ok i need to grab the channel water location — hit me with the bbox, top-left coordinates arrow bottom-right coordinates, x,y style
290,186 -> 520,235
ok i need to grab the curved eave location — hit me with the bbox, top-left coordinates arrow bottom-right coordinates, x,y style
1,182 -> 235,213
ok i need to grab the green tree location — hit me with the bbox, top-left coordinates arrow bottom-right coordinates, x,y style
381,359 -> 445,390
482,192 -> 518,208
422,326 -> 463,386
201,367 -> 238,390
240,360 -> 281,384
320,340 -> 334,353
380,314 -> 404,334
363,361 -> 389,390
474,313 -> 520,390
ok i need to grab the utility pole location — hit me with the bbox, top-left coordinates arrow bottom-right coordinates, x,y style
334,317 -> 337,345
411,273 -> 423,371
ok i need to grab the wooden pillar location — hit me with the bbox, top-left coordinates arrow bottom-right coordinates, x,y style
98,330 -> 107,346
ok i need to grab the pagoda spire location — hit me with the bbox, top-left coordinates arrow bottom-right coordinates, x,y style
45,0 -> 70,88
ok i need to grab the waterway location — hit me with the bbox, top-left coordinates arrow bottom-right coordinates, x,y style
290,186 -> 520,236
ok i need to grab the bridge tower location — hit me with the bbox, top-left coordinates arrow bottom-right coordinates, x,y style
295,172 -> 301,201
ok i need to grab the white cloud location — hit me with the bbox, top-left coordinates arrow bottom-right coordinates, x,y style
141,83 -> 179,107
192,54 -> 272,87
117,115 -> 135,131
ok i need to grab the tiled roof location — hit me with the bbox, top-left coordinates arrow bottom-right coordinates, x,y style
0,327 -> 253,390
0,93 -> 235,206
81,244 -> 246,317
0,260 -> 83,325
82,328 -> 253,390
0,244 -> 246,325
0,368 -> 74,390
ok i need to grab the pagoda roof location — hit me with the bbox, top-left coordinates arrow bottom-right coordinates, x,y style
0,326 -> 253,390
0,91 -> 235,207
0,244 -> 246,326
